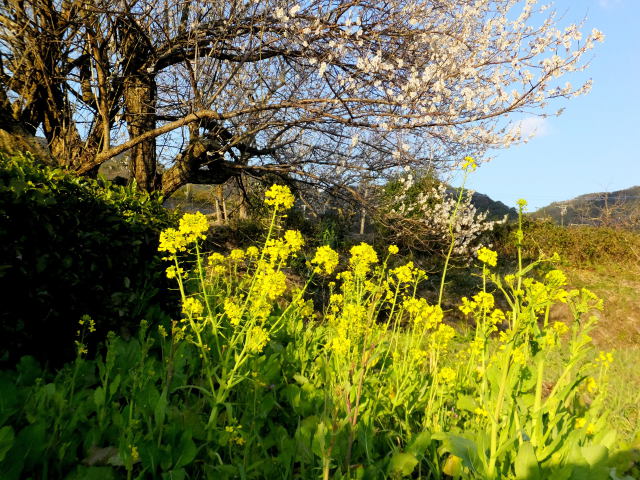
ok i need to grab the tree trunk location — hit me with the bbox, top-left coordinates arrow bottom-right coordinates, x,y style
124,73 -> 157,191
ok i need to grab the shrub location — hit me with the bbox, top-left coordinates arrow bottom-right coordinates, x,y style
0,151 -> 176,366
378,166 -> 505,260
493,218 -> 640,266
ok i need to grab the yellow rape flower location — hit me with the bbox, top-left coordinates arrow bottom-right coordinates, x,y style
224,299 -> 244,326
472,291 -> 495,311
178,212 -> 209,243
477,247 -> 497,267
208,252 -> 226,265
284,230 -> 304,253
461,156 -> 477,172
247,326 -> 270,353
311,245 -> 339,275
596,350 -> 614,366
552,321 -> 569,336
349,242 -> 378,276
229,249 -> 245,261
391,261 -> 415,284
545,269 -> 567,287
182,297 -> 204,317
459,297 -> 476,316
246,246 -> 259,257
264,184 -> 295,210
165,265 -> 186,280
438,367 -> 457,386
388,244 -> 399,255
158,228 -> 187,254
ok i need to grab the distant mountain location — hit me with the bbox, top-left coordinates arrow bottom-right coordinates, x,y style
469,191 -> 517,221
532,186 -> 640,229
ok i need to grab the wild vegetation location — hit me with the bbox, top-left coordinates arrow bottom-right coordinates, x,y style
1,164 -> 638,478
0,1 -> 636,478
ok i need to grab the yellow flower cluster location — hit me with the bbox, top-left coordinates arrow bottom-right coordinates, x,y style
247,326 -> 269,353
388,245 -> 399,255
264,233 -> 304,263
349,242 -> 378,276
78,314 -> 96,333
459,292 -> 495,316
595,350 -> 614,367
229,249 -> 245,261
224,299 -> 244,326
284,230 -> 305,253
166,265 -> 186,280
402,297 -> 443,330
391,261 -> 416,284
545,269 -> 568,288
264,184 -> 295,210
159,212 -> 209,254
311,245 -> 340,275
477,247 -> 497,267
438,367 -> 457,386
182,297 -> 204,318
461,156 -> 477,172
255,268 -> 287,300
430,323 -> 456,350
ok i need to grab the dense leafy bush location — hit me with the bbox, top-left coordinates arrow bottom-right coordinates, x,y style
493,218 -> 640,266
0,151 -> 177,366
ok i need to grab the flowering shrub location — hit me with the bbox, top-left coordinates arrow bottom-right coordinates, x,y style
0,183 -> 633,479
381,166 -> 505,259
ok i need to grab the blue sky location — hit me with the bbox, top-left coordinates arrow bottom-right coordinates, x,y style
454,0 -> 639,211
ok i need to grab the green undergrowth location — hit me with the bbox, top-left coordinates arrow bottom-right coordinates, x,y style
1,185 -> 638,479
0,151 -> 177,366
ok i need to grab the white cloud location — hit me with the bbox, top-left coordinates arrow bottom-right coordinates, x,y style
598,0 -> 622,9
511,116 -> 550,140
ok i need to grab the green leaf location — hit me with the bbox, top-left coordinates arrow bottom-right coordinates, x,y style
442,455 -> 463,477
433,432 -> 482,475
515,441 -> 541,480
93,386 -> 105,408
0,426 -> 15,462
406,431 -> 432,458
64,466 -> 117,480
388,452 -> 418,477
154,391 -> 168,427
580,445 -> 608,467
162,468 -> 186,480
173,431 -> 196,469
456,395 -> 478,412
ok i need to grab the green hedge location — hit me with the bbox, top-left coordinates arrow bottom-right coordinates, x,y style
0,151 -> 177,366
493,218 -> 640,266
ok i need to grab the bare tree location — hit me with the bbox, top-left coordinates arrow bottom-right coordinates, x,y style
0,0 -> 603,196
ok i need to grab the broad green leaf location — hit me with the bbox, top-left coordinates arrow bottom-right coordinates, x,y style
580,445 -> 608,467
154,391 -> 168,427
407,431 -> 432,458
388,452 -> 418,477
174,431 -> 197,469
515,441 -> 541,480
456,395 -> 478,412
0,426 -> 15,462
433,432 -> 481,474
93,386 -> 105,408
443,455 -> 463,477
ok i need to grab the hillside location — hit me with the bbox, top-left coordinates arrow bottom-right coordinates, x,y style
532,185 -> 640,229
